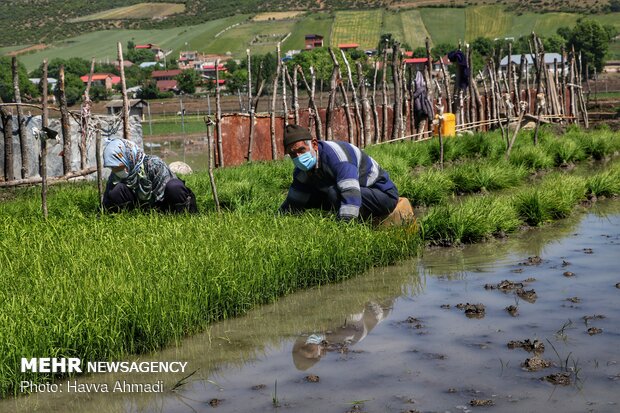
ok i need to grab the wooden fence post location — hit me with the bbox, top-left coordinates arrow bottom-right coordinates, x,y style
58,65 -> 72,175
12,57 -> 28,179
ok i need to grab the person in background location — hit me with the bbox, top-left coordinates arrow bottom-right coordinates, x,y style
102,138 -> 198,213
279,124 -> 399,222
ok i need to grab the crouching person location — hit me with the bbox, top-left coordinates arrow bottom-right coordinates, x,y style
279,125 -> 399,222
102,138 -> 198,213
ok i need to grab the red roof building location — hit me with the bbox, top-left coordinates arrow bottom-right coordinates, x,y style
156,80 -> 178,92
151,69 -> 182,80
305,34 -> 324,49
79,73 -> 120,90
338,43 -> 359,50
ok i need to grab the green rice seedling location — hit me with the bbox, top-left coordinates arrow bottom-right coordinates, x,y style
449,161 -> 528,193
572,133 -> 611,160
451,130 -> 505,160
509,145 -> 554,170
401,168 -> 455,206
545,138 -> 586,166
514,189 -> 550,226
540,175 -> 586,220
586,163 -> 620,197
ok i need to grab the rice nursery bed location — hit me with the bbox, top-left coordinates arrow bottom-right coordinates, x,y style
0,125 -> 619,397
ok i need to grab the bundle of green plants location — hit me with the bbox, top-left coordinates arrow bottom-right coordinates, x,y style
586,162 -> 620,198
448,160 -> 528,193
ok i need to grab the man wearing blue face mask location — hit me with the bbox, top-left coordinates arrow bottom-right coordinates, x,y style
279,124 -> 399,221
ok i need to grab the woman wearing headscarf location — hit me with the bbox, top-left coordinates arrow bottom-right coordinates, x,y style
102,139 -> 198,213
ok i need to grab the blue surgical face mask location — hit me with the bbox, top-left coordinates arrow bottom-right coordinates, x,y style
293,151 -> 317,171
114,169 -> 129,179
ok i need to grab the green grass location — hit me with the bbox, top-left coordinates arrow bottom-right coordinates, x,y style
331,10 -> 384,50
206,19 -> 297,57
419,8 -> 465,46
465,6 -> 512,41
143,118 -> 207,136
399,10 -> 431,49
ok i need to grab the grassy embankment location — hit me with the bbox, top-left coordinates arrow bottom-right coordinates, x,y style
1,126 -> 619,397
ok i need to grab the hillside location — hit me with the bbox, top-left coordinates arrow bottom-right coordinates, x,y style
0,0 -> 613,47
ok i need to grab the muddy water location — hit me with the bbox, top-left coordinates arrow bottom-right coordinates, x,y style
5,201 -> 620,413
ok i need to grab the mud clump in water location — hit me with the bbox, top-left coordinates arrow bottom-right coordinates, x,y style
566,297 -> 581,303
484,280 -> 524,291
587,327 -> 603,335
516,288 -> 537,303
404,316 -> 425,329
583,248 -> 594,254
506,305 -> 518,316
563,271 -> 575,277
522,356 -> 552,371
209,398 -> 222,407
251,384 -> 266,390
507,339 -> 545,353
440,304 -> 451,309
456,303 -> 486,318
543,372 -> 571,386
511,268 -> 524,273
521,256 -> 543,266
305,374 -> 320,383
616,282 -> 620,289
470,399 -> 494,406
562,260 -> 571,267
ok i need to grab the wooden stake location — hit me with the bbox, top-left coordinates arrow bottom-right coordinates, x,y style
381,41 -> 388,142
371,61 -> 380,144
325,63 -> 338,141
357,62 -> 372,147
12,57 -> 28,179
117,42 -> 130,140
282,63 -> 288,126
298,66 -> 323,140
80,58 -> 95,170
292,64 -> 300,125
204,117 -> 220,212
1,94 -> 14,182
58,65 -> 72,175
270,44 -> 281,159
40,60 -> 48,218
340,49 -> 363,146
391,42 -> 402,141
215,58 -> 224,166
95,123 -> 103,207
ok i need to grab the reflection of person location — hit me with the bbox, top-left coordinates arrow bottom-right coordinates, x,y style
279,125 -> 399,222
102,139 -> 198,213
292,301 -> 391,371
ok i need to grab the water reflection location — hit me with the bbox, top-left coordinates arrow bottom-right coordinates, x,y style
292,299 -> 393,371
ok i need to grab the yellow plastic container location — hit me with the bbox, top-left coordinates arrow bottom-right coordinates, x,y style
433,113 -> 456,137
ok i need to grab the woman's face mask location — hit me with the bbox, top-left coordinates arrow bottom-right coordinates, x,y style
112,166 -> 128,179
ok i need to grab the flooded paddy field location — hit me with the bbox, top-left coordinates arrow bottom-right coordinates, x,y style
5,200 -> 620,413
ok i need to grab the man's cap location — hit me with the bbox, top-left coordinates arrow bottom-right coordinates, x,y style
283,124 -> 312,149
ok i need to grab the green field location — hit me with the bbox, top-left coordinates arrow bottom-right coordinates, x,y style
465,6 -> 511,41
69,2 -> 185,22
5,6 -> 620,72
419,7 -> 466,45
400,10 -> 431,49
16,16 -> 247,71
331,10 -> 384,50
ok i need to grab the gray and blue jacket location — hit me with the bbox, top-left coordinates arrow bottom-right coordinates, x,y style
281,140 -> 396,220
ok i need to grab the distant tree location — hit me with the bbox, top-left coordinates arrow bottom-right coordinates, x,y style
471,37 -> 494,58
567,19 -> 614,74
431,43 -> 456,59
0,57 -> 38,102
126,48 -> 155,65
543,35 -> 565,53
55,72 -> 85,106
89,84 -> 110,102
609,0 -> 620,12
378,33 -> 395,54
225,68 -> 248,95
176,70 -> 199,94
413,47 -> 427,58
127,40 -> 136,50
138,80 -> 161,99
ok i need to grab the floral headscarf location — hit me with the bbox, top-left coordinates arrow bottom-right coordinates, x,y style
103,139 -> 174,203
